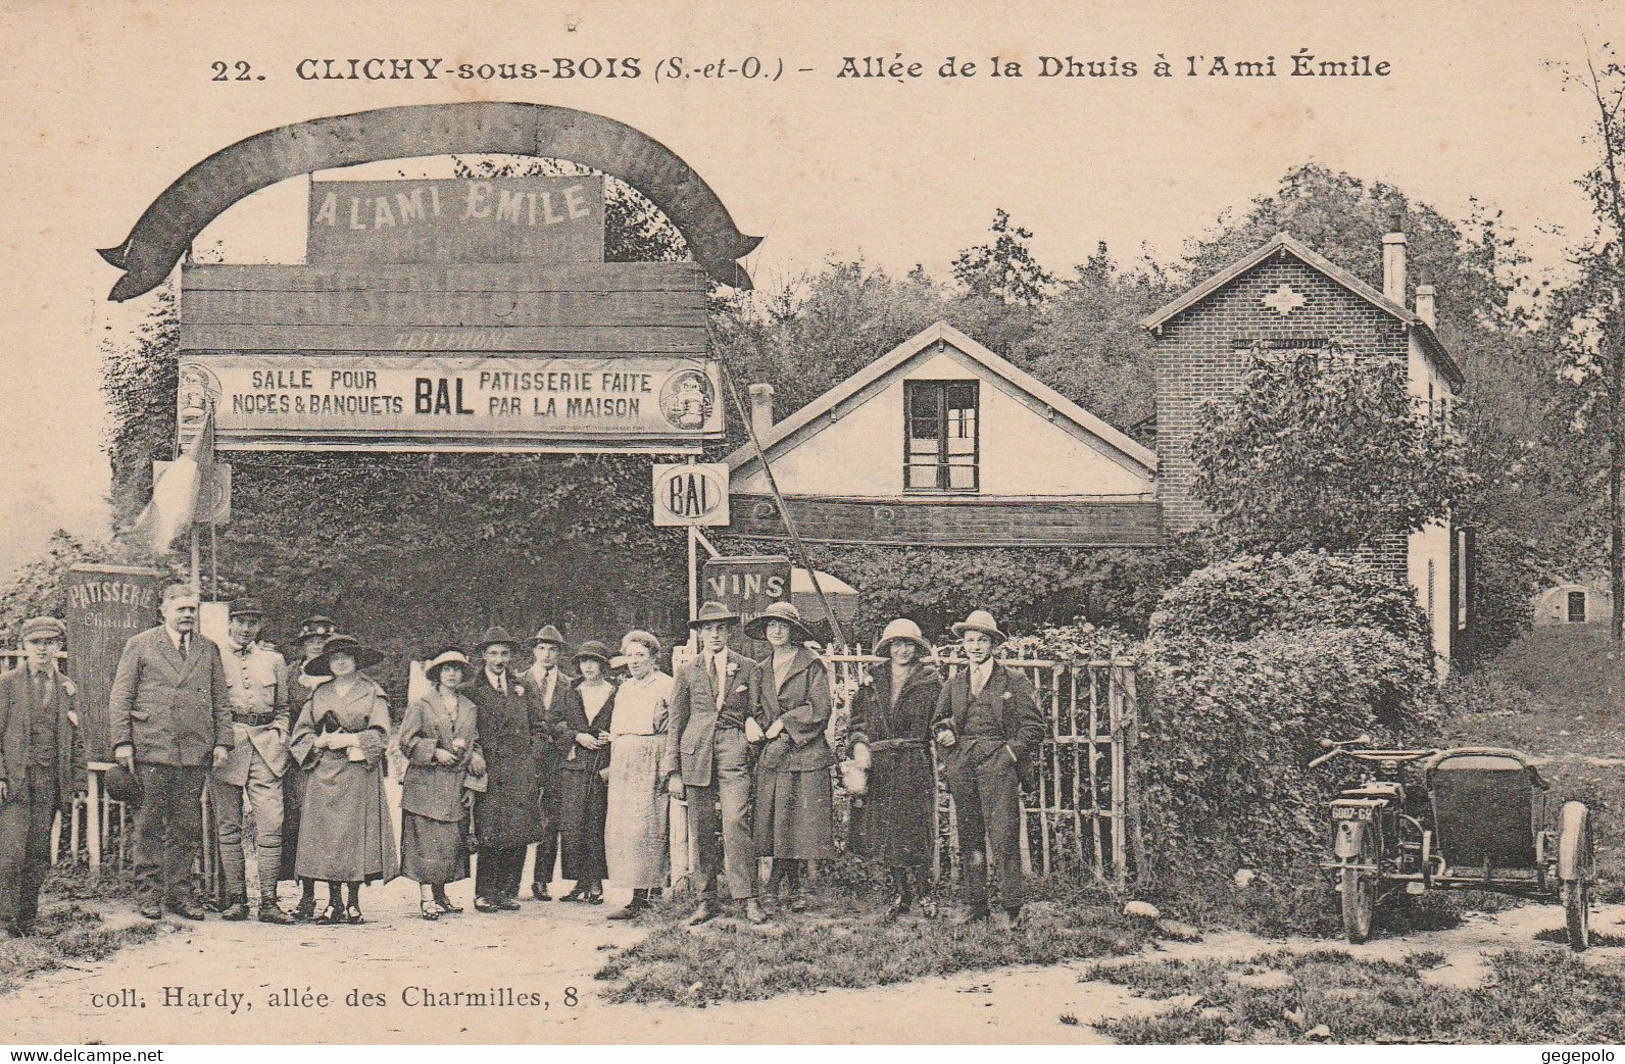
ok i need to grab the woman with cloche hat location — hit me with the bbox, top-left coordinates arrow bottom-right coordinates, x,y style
747,602 -> 836,912
288,633 -> 399,924
397,648 -> 486,920
603,630 -> 672,920
556,640 -> 617,905
846,618 -> 944,918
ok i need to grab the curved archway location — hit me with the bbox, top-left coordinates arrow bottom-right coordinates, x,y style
99,102 -> 762,301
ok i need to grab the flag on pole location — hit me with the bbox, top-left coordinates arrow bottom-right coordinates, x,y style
132,406 -> 215,554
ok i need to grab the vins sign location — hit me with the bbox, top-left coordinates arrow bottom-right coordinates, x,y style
701,556 -> 791,627
652,463 -> 730,527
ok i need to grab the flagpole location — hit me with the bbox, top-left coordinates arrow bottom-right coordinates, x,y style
189,525 -> 201,595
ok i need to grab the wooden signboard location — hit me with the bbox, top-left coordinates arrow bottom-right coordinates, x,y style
307,176 -> 605,265
63,564 -> 166,763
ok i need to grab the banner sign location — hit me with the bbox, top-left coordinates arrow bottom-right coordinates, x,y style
701,555 -> 791,627
99,102 -> 762,302
64,564 -> 166,763
308,177 -> 605,265
652,463 -> 730,527
178,353 -> 723,452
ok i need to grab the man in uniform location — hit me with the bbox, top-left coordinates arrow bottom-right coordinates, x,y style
0,618 -> 79,936
521,624 -> 575,901
209,598 -> 294,924
280,613 -> 335,920
109,584 -> 233,921
933,609 -> 1044,929
662,601 -> 767,926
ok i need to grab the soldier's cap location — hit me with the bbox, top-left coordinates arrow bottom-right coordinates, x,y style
228,598 -> 265,619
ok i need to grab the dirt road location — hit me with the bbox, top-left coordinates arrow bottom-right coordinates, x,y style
1,875 -> 1621,1045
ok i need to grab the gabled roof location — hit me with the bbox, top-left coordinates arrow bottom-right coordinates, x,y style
1139,232 -> 1465,388
725,320 -> 1157,476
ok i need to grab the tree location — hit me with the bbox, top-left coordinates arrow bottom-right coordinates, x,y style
951,208 -> 1056,307
1554,44 -> 1625,641
1191,351 -> 1472,553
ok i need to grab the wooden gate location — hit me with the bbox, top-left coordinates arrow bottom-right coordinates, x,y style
822,645 -> 1140,888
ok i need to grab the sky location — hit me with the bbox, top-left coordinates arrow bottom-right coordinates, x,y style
0,0 -> 1619,581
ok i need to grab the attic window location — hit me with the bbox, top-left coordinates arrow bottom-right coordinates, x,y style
905,380 -> 979,493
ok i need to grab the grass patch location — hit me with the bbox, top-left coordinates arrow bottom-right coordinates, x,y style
595,877 -> 1153,1005
0,904 -> 156,996
1086,947 -> 1625,1044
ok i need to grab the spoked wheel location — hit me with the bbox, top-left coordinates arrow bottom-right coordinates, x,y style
1558,801 -> 1594,953
1341,827 -> 1378,944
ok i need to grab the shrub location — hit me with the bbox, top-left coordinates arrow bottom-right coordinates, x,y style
1149,549 -> 1434,656
1138,624 -> 1437,882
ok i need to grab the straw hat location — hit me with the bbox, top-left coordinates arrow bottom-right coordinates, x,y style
950,609 -> 1008,645
874,617 -> 931,658
744,601 -> 817,643
305,634 -> 383,676
423,648 -> 473,684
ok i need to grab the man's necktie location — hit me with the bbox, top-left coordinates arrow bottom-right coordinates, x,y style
715,655 -> 726,708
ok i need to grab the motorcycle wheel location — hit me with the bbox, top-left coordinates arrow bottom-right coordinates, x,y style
1341,828 -> 1377,944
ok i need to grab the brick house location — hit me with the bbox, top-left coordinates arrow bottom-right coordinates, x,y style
724,320 -> 1161,549
1140,229 -> 1469,665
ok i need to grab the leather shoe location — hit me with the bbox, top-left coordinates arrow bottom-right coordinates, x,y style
743,898 -> 768,924
686,900 -> 717,926
530,883 -> 552,902
138,901 -> 163,921
495,896 -> 521,912
170,898 -> 207,921
292,896 -> 316,922
220,899 -> 250,921
258,901 -> 294,925
473,896 -> 501,913
607,902 -> 643,921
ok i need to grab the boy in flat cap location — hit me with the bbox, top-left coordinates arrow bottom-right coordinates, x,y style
0,618 -> 80,935
209,598 -> 293,923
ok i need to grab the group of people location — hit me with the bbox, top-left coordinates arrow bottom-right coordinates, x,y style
0,582 -> 1047,935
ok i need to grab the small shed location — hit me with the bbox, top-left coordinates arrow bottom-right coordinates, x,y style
1532,579 -> 1613,627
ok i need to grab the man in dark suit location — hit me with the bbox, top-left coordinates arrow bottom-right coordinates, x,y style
0,618 -> 80,936
662,601 -> 767,925
521,624 -> 575,901
464,626 -> 550,911
109,584 -> 233,920
933,609 -> 1044,928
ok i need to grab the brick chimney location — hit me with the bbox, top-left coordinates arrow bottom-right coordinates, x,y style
1415,270 -> 1437,328
1382,209 -> 1407,304
748,383 -> 775,440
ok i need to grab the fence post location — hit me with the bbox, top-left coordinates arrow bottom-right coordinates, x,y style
1108,666 -> 1128,890
1117,663 -> 1147,886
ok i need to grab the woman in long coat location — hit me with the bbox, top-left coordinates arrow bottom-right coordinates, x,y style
557,641 -> 616,904
397,648 -> 485,920
603,630 -> 671,920
290,634 -> 399,925
846,618 -> 944,917
747,602 -> 836,910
